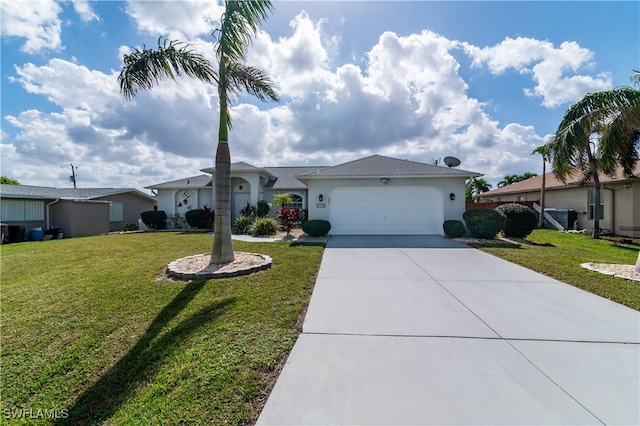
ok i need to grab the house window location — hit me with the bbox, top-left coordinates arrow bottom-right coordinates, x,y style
110,202 -> 124,222
1,199 -> 44,221
284,194 -> 303,209
588,190 -> 604,220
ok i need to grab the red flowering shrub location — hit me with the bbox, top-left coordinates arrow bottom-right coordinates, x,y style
277,207 -> 300,236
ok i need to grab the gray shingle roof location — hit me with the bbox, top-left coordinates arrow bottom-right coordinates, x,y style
200,161 -> 271,175
298,155 -> 480,178
145,174 -> 212,189
263,167 -> 327,189
0,184 -> 155,201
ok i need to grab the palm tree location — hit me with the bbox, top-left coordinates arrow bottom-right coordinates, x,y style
497,174 -> 518,188
466,177 -> 492,202
118,1 -> 278,263
210,0 -> 278,263
549,85 -> 640,238
497,173 -> 537,188
531,143 -> 550,228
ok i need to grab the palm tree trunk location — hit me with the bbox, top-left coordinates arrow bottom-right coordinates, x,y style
538,159 -> 546,228
211,139 -> 234,263
589,152 -> 601,239
211,67 -> 235,263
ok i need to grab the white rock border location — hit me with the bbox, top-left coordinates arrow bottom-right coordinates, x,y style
580,263 -> 640,282
166,252 -> 272,281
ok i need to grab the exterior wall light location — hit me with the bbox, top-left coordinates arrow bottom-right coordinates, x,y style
450,193 -> 456,200
381,178 -> 390,185
318,194 -> 323,202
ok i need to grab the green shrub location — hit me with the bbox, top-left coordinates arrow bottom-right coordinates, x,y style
462,209 -> 505,239
302,220 -> 331,237
140,210 -> 167,230
233,216 -> 254,234
123,223 -> 138,232
185,209 -> 206,228
443,220 -> 465,238
184,205 -> 214,229
496,203 -> 538,238
257,200 -> 270,218
249,217 -> 278,236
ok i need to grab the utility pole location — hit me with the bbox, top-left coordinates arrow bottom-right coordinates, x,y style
70,164 -> 78,188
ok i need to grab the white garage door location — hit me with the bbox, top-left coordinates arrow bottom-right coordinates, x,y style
328,186 -> 444,235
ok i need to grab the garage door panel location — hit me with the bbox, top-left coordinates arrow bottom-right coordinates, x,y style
328,186 -> 443,235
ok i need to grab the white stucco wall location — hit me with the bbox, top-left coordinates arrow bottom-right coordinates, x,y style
304,177 -> 468,224
155,188 -> 213,216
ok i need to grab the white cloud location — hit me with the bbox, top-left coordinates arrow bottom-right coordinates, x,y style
0,0 -> 63,53
11,59 -> 119,112
2,7 -> 614,191
463,37 -> 611,108
70,0 -> 99,23
124,0 -> 224,38
4,57 -> 218,189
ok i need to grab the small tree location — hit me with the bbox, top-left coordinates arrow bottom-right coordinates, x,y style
277,207 -> 300,237
531,143 -> 551,229
272,194 -> 293,208
1,176 -> 20,185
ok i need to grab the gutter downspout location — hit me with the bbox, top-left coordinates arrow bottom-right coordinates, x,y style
46,199 -> 60,230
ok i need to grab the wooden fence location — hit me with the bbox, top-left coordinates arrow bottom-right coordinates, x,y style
465,201 -> 535,211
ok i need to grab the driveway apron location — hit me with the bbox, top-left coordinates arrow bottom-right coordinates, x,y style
257,236 -> 640,425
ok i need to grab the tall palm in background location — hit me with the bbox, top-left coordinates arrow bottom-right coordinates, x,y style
465,177 -> 492,202
549,85 -> 640,238
531,143 -> 550,228
118,1 -> 278,263
497,172 -> 537,187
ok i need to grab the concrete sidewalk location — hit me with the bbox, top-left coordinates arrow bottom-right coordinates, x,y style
257,235 -> 640,425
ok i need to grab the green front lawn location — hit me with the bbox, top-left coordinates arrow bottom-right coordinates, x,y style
474,229 -> 640,310
1,232 -> 324,425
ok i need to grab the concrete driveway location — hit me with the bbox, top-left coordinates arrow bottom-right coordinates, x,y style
257,236 -> 640,425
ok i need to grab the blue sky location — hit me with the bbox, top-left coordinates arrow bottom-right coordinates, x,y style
1,1 -> 638,192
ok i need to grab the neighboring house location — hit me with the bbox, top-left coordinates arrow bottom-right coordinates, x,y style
480,162 -> 640,238
147,155 -> 481,235
0,185 -> 156,241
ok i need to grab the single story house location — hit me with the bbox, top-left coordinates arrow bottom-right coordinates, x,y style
147,154 -> 482,235
0,185 -> 156,241
479,162 -> 640,238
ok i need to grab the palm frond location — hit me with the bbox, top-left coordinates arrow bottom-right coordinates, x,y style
118,38 -> 217,100
632,69 -> 640,88
599,107 -> 640,176
550,87 -> 640,181
226,63 -> 279,103
216,0 -> 274,64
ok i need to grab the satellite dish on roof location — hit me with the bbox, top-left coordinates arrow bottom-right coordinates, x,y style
443,156 -> 461,168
